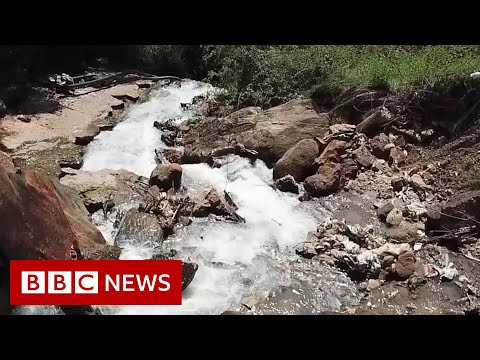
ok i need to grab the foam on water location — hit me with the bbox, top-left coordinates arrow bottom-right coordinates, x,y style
82,80 -> 212,177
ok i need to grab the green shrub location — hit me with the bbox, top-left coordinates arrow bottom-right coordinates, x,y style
202,45 -> 480,109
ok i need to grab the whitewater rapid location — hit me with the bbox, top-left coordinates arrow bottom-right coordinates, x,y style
24,80 -> 359,315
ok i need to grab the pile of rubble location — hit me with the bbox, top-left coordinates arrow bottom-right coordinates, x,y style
295,218 -> 419,284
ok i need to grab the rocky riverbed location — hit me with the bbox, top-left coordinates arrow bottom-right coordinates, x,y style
1,78 -> 480,315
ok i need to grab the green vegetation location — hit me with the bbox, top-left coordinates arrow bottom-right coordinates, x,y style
201,45 -> 480,109
3,45 -> 480,112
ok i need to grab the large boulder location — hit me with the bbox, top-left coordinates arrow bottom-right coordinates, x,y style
60,168 -> 147,213
0,168 -> 112,261
426,191 -> 480,232
273,138 -> 319,181
304,162 -> 342,197
180,99 -> 331,166
114,208 -> 164,247
0,150 -> 15,173
149,164 -> 183,191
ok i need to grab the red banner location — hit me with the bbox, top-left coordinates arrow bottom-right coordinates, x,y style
10,260 -> 182,305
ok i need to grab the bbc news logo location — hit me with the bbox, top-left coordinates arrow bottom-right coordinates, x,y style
10,260 -> 182,305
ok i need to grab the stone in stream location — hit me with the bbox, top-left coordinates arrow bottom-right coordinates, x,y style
114,208 -> 164,247
273,138 -> 319,182
149,163 -> 183,191
161,133 -> 175,147
274,175 -> 299,194
181,262 -> 199,291
185,186 -> 245,222
150,253 -> 198,291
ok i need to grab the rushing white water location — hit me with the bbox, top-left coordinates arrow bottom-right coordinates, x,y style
82,81 -> 212,177
78,80 -> 359,315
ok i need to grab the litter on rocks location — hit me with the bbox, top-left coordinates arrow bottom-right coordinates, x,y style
413,243 -> 423,251
423,254 -> 459,281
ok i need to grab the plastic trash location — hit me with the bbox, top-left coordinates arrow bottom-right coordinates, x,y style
470,72 -> 480,79
413,243 -> 423,251
423,254 -> 458,281
424,263 -> 440,278
441,267 -> 458,281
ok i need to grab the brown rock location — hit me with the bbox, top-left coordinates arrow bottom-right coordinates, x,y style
0,168 -> 109,262
395,251 -> 416,279
189,186 -> 241,221
181,99 -> 331,166
149,163 -> 183,191
0,150 -> 15,173
313,140 -> 347,169
426,190 -> 480,232
273,138 -> 319,181
410,174 -> 431,192
389,147 -> 407,166
369,133 -> 391,160
156,148 -> 183,164
304,162 -> 342,197
352,145 -> 376,169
